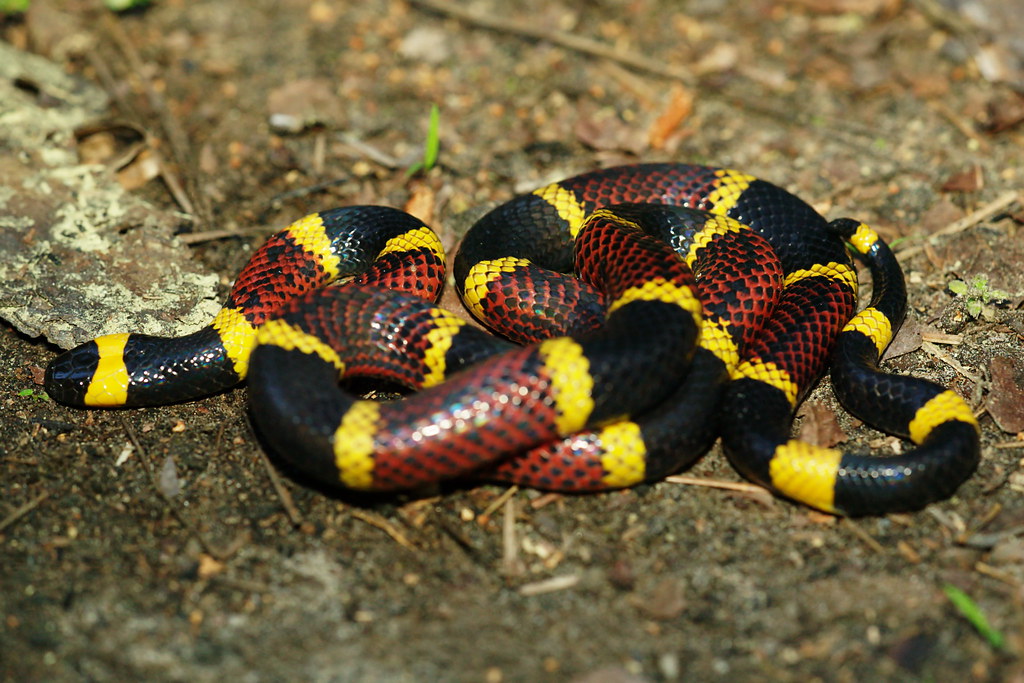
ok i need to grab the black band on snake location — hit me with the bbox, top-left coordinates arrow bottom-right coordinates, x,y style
44,163 -> 980,515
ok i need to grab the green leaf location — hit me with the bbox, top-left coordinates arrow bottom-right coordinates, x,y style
943,584 -> 1005,650
989,288 -> 1010,302
18,388 -> 49,401
105,0 -> 152,10
948,280 -> 967,296
422,103 -> 440,171
0,0 -> 31,11
405,103 -> 441,178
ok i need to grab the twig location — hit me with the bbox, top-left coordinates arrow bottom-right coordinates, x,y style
478,485 -> 519,524
231,418 -> 301,529
502,496 -> 523,577
349,509 -> 418,551
101,14 -> 212,228
974,561 -> 1023,589
84,48 -> 196,213
928,100 -> 990,152
980,455 -> 1021,495
840,518 -> 885,554
254,440 -> 303,527
927,506 -> 967,535
961,522 -> 1024,550
0,491 -> 50,533
528,492 -> 563,510
663,474 -> 776,506
920,330 -> 963,345
921,340 -> 980,384
83,47 -> 146,126
410,0 -> 922,162
210,575 -> 273,593
434,513 -> 486,561
267,177 -> 351,208
931,190 -> 1020,238
908,0 -> 978,41
409,0 -> 694,84
894,190 -> 1020,259
336,133 -> 404,168
518,573 -> 580,596
596,61 -> 663,105
176,226 -> 269,245
119,416 -> 236,560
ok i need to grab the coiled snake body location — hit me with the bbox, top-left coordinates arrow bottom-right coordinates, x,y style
45,163 -> 980,515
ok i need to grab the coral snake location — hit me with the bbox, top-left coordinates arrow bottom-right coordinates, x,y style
44,163 -> 981,515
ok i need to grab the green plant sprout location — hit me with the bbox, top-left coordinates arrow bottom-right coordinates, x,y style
0,0 -> 30,11
943,584 -> 1005,650
406,103 -> 441,177
948,274 -> 1010,319
18,388 -> 49,402
104,0 -> 152,10
0,0 -> 152,11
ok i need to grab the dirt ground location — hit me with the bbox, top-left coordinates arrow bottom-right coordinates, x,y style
3,0 -> 1024,681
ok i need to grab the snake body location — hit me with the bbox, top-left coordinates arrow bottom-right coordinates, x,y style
44,163 -> 980,515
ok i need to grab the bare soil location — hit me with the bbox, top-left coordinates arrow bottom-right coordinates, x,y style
2,1 -> 1024,681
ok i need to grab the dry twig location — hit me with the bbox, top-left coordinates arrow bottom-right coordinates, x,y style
350,509 -> 418,551
840,518 -> 885,554
502,497 -> 524,577
664,474 -> 776,506
119,417 -> 239,560
895,190 -> 1021,259
99,14 -> 212,227
932,190 -> 1021,239
176,226 -> 270,246
409,0 -> 694,83
921,341 -> 980,384
0,491 -> 51,533
478,485 -> 519,524
518,573 -> 580,596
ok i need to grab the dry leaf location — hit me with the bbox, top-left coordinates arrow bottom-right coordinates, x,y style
939,166 -> 983,193
197,554 -> 226,579
987,356 -> 1024,433
797,400 -> 847,447
158,454 -> 181,498
983,92 -> 1024,133
882,315 -> 924,360
77,131 -> 118,165
266,78 -> 343,134
403,183 -> 435,225
647,85 -> 693,151
918,199 -> 965,234
115,147 -> 163,191
575,109 -> 647,154
631,578 -> 686,620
